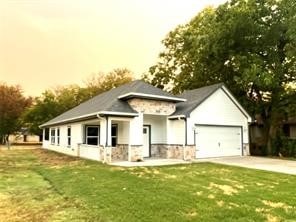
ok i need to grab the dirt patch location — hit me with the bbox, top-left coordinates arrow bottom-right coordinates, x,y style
195,191 -> 203,196
209,182 -> 238,195
0,145 -> 41,150
32,149 -> 82,166
185,209 -> 197,218
0,191 -> 55,222
216,200 -> 224,207
266,214 -> 280,222
208,194 -> 215,199
262,200 -> 293,212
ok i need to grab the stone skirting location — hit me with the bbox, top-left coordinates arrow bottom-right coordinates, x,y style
112,144 -> 128,161
243,143 -> 250,156
127,98 -> 176,115
151,144 -> 195,160
129,145 -> 143,162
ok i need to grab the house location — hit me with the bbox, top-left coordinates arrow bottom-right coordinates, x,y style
40,80 -> 251,163
250,117 -> 296,155
8,128 -> 41,145
283,117 -> 296,139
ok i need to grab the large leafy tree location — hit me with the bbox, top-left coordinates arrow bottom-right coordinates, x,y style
22,85 -> 87,138
145,0 -> 296,154
0,83 -> 32,144
23,68 -> 134,137
85,68 -> 134,96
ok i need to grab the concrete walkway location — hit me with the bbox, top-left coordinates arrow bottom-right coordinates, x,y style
197,156 -> 296,175
110,158 -> 190,167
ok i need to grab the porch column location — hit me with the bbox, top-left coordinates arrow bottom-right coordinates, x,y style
128,113 -> 143,161
99,116 -> 112,163
106,116 -> 112,147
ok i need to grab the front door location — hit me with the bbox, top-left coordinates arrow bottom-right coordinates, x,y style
143,125 -> 150,158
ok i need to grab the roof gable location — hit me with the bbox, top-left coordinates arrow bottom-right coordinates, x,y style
172,83 -> 251,121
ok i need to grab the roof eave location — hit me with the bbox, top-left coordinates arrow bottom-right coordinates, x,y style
40,111 -> 138,128
118,92 -> 186,103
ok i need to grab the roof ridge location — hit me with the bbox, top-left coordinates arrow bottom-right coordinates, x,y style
181,82 -> 224,95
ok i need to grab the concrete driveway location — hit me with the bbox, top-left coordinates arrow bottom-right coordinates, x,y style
197,156 -> 296,175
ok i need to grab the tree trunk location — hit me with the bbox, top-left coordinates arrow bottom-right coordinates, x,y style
5,134 -> 10,150
266,124 -> 277,155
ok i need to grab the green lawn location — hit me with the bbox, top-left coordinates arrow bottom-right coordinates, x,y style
0,149 -> 295,222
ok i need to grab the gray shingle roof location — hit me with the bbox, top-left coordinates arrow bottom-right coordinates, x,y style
172,83 -> 223,117
41,80 -> 183,127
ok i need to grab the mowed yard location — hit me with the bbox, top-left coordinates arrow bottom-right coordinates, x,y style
0,149 -> 295,222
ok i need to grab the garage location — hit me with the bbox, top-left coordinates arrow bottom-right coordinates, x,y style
195,125 -> 242,158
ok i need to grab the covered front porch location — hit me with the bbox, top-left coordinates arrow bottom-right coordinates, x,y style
76,113 -> 195,163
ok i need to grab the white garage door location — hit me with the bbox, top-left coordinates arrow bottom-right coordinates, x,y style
195,125 -> 242,158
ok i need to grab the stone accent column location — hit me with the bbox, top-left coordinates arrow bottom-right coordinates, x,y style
243,143 -> 250,156
103,146 -> 112,164
112,144 -> 128,161
129,145 -> 143,162
184,145 -> 195,161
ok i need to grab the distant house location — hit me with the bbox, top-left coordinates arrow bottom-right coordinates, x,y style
40,80 -> 251,163
250,117 -> 296,155
283,117 -> 296,139
8,128 -> 41,144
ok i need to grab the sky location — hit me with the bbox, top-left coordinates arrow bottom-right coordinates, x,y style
0,0 -> 226,96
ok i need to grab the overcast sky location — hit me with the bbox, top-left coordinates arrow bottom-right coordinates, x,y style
0,0 -> 226,96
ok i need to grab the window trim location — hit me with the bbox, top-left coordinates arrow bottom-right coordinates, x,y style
57,127 -> 60,146
111,124 -> 118,147
84,125 -> 100,146
50,128 -> 56,145
67,126 -> 71,147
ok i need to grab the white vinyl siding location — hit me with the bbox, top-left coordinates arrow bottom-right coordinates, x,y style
143,114 -> 167,144
167,119 -> 185,145
187,88 -> 249,145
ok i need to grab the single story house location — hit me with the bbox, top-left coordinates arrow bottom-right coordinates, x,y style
40,80 -> 251,163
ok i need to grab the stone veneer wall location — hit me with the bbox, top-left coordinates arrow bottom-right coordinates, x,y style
151,144 -> 195,160
129,145 -> 143,161
111,144 -> 128,161
127,98 -> 176,115
99,146 -> 104,161
243,143 -> 250,156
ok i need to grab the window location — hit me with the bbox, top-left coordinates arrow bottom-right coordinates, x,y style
57,128 -> 60,145
50,128 -> 56,145
85,126 -> 99,145
111,124 -> 118,147
44,128 -> 49,141
67,126 -> 71,147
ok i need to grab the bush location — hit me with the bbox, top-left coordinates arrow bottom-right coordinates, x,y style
273,137 -> 296,157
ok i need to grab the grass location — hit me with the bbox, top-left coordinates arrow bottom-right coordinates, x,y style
0,149 -> 295,222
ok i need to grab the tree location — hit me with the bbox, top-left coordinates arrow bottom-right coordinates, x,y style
23,68 -> 134,136
145,0 -> 296,154
0,83 -> 32,145
85,68 -> 134,97
22,85 -> 87,139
